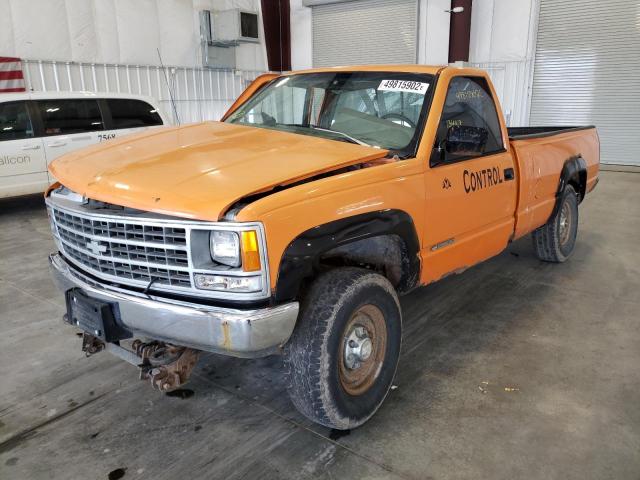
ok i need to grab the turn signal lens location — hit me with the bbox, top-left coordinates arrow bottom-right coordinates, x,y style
194,274 -> 262,292
241,230 -> 261,272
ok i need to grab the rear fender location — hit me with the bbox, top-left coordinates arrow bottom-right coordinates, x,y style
550,156 -> 587,220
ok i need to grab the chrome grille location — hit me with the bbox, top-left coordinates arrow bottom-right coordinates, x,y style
50,206 -> 192,289
46,192 -> 271,301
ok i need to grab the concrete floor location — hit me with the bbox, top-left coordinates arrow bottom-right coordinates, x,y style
0,170 -> 638,480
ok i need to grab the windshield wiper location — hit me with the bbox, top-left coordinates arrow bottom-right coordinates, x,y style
309,126 -> 372,147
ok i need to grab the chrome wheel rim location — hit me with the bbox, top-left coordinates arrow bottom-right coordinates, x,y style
559,200 -> 573,246
338,304 -> 387,396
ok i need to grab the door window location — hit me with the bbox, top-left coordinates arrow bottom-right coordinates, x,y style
0,101 -> 34,141
106,99 -> 163,129
37,99 -> 104,135
433,77 -> 504,165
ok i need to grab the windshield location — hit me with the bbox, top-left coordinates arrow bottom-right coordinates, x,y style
225,72 -> 434,156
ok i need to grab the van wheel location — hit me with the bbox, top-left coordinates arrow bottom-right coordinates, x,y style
284,268 -> 401,430
532,184 -> 579,262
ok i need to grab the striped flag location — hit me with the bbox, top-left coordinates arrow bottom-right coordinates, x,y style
0,57 -> 26,93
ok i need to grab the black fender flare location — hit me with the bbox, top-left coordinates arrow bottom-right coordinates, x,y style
274,210 -> 421,302
550,156 -> 587,219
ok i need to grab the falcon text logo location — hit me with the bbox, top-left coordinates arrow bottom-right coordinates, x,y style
0,155 -> 31,166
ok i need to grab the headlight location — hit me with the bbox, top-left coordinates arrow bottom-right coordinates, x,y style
192,227 -> 266,295
210,231 -> 240,267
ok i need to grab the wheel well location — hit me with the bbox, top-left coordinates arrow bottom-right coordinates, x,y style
318,235 -> 408,288
274,210 -> 421,302
567,168 -> 587,202
560,156 -> 587,203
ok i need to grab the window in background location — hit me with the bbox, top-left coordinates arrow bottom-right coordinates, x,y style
0,101 -> 33,141
37,99 -> 104,135
107,99 -> 163,129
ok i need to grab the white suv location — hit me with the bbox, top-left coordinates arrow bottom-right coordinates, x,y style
0,92 -> 170,199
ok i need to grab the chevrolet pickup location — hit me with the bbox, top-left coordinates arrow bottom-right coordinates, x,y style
46,65 -> 599,429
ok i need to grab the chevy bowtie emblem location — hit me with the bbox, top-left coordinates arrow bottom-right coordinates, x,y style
86,240 -> 107,255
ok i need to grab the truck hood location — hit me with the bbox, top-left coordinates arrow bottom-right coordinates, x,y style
49,122 -> 388,221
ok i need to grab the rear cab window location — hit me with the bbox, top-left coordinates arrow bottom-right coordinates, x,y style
432,76 -> 504,165
106,99 -> 163,129
36,99 -> 104,135
0,101 -> 34,141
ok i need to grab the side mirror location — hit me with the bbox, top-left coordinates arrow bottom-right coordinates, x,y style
445,125 -> 488,156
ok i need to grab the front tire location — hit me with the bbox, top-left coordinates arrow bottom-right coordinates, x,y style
284,268 -> 401,430
532,184 -> 579,262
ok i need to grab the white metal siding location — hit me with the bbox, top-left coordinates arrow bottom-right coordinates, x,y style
312,0 -> 418,67
21,60 -> 264,124
530,0 -> 640,165
471,60 -> 535,128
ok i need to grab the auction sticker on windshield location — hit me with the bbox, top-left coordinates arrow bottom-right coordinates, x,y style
378,80 -> 429,94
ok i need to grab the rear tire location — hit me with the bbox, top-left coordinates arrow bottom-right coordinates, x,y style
284,268 -> 401,430
532,184 -> 579,262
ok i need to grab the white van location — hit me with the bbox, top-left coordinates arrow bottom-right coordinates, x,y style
0,92 -> 170,199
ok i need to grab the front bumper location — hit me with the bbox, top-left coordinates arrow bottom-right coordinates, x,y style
49,253 -> 299,357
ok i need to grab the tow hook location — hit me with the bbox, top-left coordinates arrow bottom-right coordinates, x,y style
78,334 -> 200,393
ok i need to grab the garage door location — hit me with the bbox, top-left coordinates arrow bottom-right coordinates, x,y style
530,0 -> 640,166
312,0 -> 418,67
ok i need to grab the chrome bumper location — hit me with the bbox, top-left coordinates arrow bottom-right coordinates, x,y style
48,253 -> 299,357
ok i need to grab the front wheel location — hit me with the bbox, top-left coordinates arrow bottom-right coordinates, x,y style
532,184 -> 579,262
284,268 -> 402,430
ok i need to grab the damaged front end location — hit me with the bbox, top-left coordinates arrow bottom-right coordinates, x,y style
66,288 -> 201,392
50,247 -> 299,393
81,333 -> 200,392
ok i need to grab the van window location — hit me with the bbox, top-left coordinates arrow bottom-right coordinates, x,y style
106,99 -> 163,129
0,101 -> 34,141
433,76 -> 504,164
37,99 -> 104,135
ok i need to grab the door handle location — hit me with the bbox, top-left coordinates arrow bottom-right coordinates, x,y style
21,145 -> 41,151
504,168 -> 515,181
48,141 -> 67,147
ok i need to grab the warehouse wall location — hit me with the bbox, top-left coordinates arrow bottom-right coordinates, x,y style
289,0 -> 451,70
468,0 -> 539,126
0,0 -> 268,70
469,0 -> 537,64
289,0 -> 537,126
290,0 -> 313,69
418,0 -> 450,65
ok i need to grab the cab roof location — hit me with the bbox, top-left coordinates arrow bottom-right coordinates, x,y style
285,64 -> 449,76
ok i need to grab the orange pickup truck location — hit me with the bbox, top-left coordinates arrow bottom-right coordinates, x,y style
46,65 -> 599,429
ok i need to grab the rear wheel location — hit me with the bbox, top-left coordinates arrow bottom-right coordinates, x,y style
284,268 -> 401,430
532,184 -> 579,262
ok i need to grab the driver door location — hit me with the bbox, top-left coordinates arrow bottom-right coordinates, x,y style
422,75 -> 517,282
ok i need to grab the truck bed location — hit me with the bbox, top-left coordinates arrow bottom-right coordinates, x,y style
507,126 -> 595,140
509,125 -> 600,240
